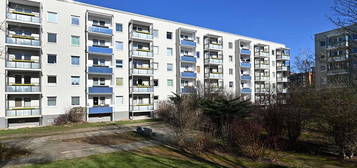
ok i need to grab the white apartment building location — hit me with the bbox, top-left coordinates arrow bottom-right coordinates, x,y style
0,0 -> 290,128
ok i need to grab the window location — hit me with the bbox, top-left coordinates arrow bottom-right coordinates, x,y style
196,51 -> 200,58
229,55 -> 233,62
93,78 -> 105,86
272,50 -> 275,55
24,76 -> 31,84
116,96 -> 123,104
154,96 -> 159,103
166,32 -> 172,39
320,41 -> 326,47
229,68 -> 233,75
154,79 -> 159,86
153,62 -> 159,70
116,41 -> 123,50
272,72 -> 276,77
71,56 -> 80,65
116,59 -> 123,68
196,37 -> 200,44
321,66 -> 326,70
25,98 -> 31,107
153,29 -> 159,38
71,96 -> 80,105
116,23 -> 123,32
116,77 -> 123,86
229,42 -> 233,49
71,15 -> 80,25
15,98 -> 22,107
272,61 -> 275,67
167,79 -> 173,87
47,12 -> 58,23
167,48 -> 173,56
154,46 -> 159,55
167,63 -> 173,71
71,36 -> 80,46
48,54 -> 57,64
48,33 -> 57,43
71,76 -> 80,85
196,66 -> 200,73
48,97 -> 57,106
229,81 -> 233,88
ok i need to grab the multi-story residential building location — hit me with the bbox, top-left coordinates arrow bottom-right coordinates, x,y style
315,25 -> 357,88
0,0 -> 290,128
289,71 -> 315,88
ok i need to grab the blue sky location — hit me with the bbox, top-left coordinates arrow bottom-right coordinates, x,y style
77,0 -> 337,70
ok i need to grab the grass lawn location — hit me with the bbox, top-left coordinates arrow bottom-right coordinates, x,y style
0,119 -> 158,139
20,145 -> 357,168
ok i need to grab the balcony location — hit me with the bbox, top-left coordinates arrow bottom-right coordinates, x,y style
131,86 -> 154,93
205,58 -> 223,64
131,50 -> 153,58
255,52 -> 269,57
131,104 -> 154,111
6,60 -> 40,70
255,88 -> 270,94
88,86 -> 113,94
88,66 -> 113,74
241,88 -> 252,94
277,66 -> 288,71
6,108 -> 41,117
255,76 -> 270,81
240,62 -> 251,68
181,56 -> 196,63
276,55 -> 290,60
241,49 -> 251,55
255,64 -> 270,69
131,31 -> 153,41
6,37 -> 40,47
7,12 -> 40,24
88,26 -> 113,36
207,73 -> 223,79
88,46 -> 113,55
206,43 -> 223,50
131,68 -> 154,75
180,40 -> 196,47
181,72 -> 197,78
181,87 -> 196,94
277,77 -> 289,82
6,85 -> 40,93
89,106 -> 113,114
328,55 -> 348,62
241,75 -> 252,80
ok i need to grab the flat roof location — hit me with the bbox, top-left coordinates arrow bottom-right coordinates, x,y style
58,0 -> 286,46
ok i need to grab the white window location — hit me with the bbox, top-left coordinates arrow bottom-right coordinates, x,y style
154,46 -> 159,55
153,29 -> 159,38
167,79 -> 173,87
167,63 -> 173,71
116,59 -> 123,68
229,68 -> 233,75
71,36 -> 80,46
116,41 -> 123,50
71,15 -> 80,25
116,96 -> 123,104
71,56 -> 80,65
71,96 -> 80,105
71,76 -> 80,85
48,97 -> 57,106
47,12 -> 58,23
167,48 -> 173,56
116,23 -> 123,32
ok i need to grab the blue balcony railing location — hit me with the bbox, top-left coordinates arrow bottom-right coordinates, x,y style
240,62 -> 251,68
241,75 -> 252,80
241,49 -> 251,55
88,46 -> 113,55
181,87 -> 196,94
181,40 -> 196,47
88,66 -> 113,74
181,56 -> 196,63
89,87 -> 113,94
181,72 -> 197,78
241,88 -> 252,93
89,106 -> 113,114
88,26 -> 113,35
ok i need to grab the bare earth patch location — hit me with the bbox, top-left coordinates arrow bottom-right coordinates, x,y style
62,131 -> 148,145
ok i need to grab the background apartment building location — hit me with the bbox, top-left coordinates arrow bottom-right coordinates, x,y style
0,0 -> 290,128
315,25 -> 357,88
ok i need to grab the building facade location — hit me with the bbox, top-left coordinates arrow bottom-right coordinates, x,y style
0,0 -> 290,128
315,25 -> 357,88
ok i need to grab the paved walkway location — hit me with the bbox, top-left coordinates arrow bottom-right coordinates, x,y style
1,122 -> 172,168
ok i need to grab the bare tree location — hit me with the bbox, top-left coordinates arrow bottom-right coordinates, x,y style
329,0 -> 357,32
292,49 -> 315,73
